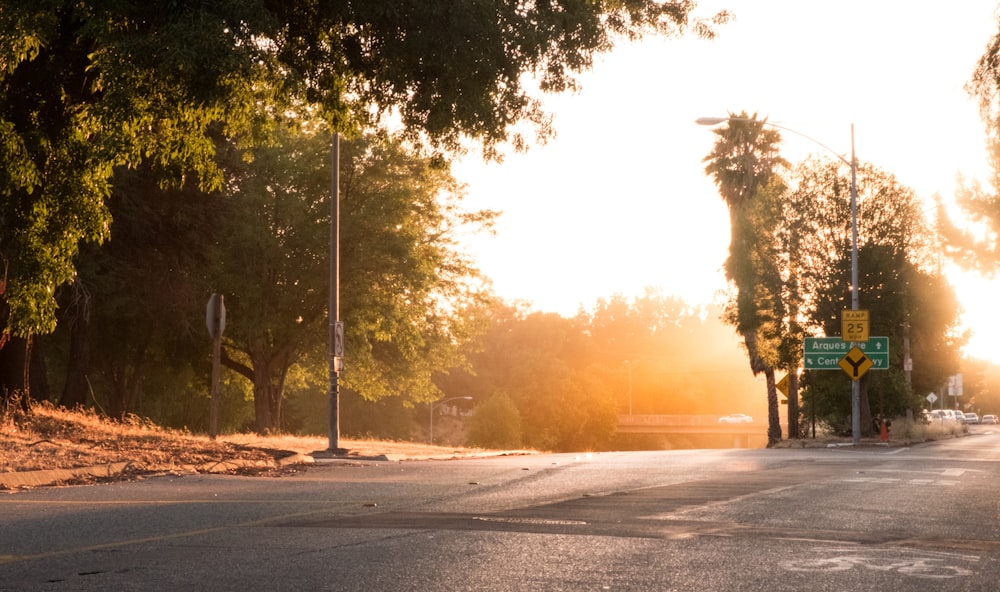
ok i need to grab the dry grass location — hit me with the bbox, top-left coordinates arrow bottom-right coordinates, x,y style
1,401 -> 291,475
1,401 -> 509,488
774,416 -> 968,448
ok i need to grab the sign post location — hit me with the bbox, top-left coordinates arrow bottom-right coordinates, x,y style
206,293 -> 226,440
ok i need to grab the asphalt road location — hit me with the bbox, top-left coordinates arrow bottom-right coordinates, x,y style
2,427 -> 999,591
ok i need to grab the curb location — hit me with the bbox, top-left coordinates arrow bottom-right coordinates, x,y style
0,453 -> 315,491
0,462 -> 135,490
0,450 -> 534,490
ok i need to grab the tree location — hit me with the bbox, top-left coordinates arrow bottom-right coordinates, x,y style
940,20 -> 1000,270
467,394 -> 523,449
0,2 -> 729,402
70,168 -> 219,420
447,303 -> 618,452
45,123 -> 496,433
203,127 -> 496,432
790,159 -> 964,434
438,291 -> 769,451
702,113 -> 789,447
42,163 -> 239,425
207,126 -> 333,432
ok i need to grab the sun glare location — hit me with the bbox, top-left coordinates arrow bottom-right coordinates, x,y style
950,269 -> 1000,364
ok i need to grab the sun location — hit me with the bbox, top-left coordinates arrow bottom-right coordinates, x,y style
949,269 -> 1000,364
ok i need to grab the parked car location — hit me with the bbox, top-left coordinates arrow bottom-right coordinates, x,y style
964,412 -> 980,424
923,409 -> 944,422
981,414 -> 998,425
718,414 -> 753,424
943,409 -> 965,423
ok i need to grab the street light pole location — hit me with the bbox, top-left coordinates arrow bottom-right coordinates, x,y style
429,396 -> 473,445
848,125 -> 860,446
696,116 -> 862,445
327,132 -> 344,454
626,360 -> 633,417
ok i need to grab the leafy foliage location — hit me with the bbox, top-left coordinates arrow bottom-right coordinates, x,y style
436,293 -> 762,452
703,115 -> 964,442
0,0 -> 728,346
940,19 -> 1000,271
46,125 -> 495,433
790,159 -> 964,434
467,393 -> 522,449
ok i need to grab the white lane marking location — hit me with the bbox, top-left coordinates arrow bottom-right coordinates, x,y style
843,477 -> 959,486
780,547 -> 979,580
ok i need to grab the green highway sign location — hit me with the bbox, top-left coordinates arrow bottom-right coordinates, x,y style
804,336 -> 889,371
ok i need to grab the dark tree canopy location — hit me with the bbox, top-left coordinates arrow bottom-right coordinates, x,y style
0,0 -> 729,341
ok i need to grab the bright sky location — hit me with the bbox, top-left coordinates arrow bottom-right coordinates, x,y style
452,1 -> 1000,362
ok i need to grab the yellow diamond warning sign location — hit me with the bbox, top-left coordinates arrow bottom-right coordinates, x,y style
838,346 -> 873,380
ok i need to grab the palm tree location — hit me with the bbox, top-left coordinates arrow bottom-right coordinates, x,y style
703,112 -> 788,446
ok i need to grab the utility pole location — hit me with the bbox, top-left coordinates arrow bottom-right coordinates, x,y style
328,132 -> 345,454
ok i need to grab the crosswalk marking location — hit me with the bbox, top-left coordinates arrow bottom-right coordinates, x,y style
844,477 -> 959,486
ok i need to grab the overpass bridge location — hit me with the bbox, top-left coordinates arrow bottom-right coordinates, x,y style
616,414 -> 765,434
616,415 -> 767,447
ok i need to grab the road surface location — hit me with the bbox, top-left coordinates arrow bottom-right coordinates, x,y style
2,427 -> 999,590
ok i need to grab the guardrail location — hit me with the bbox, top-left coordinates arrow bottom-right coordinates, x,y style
616,415 -> 764,435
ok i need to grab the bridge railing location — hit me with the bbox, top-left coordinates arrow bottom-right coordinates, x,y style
617,414 -> 724,426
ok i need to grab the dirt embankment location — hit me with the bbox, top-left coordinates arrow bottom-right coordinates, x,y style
1,402 -> 514,489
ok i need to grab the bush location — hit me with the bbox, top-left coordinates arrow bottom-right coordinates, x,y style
467,394 -> 522,449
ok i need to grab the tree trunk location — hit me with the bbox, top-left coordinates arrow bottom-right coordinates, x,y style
268,367 -> 287,432
59,302 -> 92,408
0,334 -> 49,407
764,368 -> 781,447
103,341 -> 147,419
786,366 -> 800,439
253,360 -> 289,433
0,332 -> 26,407
28,336 -> 49,403
252,362 -> 274,433
224,348 -> 294,434
741,331 -> 781,446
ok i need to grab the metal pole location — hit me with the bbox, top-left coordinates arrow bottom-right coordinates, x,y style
626,361 -> 633,417
328,133 -> 342,453
210,323 -> 222,439
849,124 -> 861,446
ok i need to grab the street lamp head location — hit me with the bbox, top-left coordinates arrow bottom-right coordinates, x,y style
434,395 -> 473,406
695,117 -> 729,126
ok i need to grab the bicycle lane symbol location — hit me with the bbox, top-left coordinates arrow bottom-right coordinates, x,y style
779,547 -> 978,580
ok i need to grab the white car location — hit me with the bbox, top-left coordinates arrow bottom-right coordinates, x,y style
718,414 -> 753,424
981,414 -> 998,425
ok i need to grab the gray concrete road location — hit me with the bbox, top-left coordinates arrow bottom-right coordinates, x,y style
2,429 -> 999,591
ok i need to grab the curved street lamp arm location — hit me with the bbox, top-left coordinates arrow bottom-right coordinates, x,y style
696,116 -> 852,166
